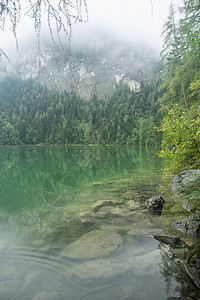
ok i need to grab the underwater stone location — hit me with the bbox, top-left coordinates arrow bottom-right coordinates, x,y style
125,200 -> 140,210
67,248 -> 159,280
60,230 -> 122,260
32,291 -> 66,300
68,258 -> 128,279
0,280 -> 23,299
91,199 -> 123,212
122,191 -> 141,200
168,297 -> 193,300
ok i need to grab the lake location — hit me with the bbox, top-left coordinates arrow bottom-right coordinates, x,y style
0,145 -> 195,300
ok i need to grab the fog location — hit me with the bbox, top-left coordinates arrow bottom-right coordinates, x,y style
0,0 -> 183,59
73,0 -> 183,50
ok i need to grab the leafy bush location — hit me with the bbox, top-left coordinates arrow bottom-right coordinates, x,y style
158,104 -> 200,172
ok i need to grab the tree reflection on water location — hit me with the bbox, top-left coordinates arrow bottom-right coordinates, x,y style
158,243 -> 198,299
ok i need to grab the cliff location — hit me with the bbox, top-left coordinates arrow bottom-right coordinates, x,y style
2,39 -> 161,99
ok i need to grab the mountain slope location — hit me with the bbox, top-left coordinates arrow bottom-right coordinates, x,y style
3,38 -> 161,99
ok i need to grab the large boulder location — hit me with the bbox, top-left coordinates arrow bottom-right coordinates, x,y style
147,196 -> 165,214
172,211 -> 200,237
171,169 -> 200,193
171,169 -> 200,212
60,230 -> 122,260
153,234 -> 181,247
184,244 -> 200,288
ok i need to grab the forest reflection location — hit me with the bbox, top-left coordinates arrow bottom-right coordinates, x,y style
158,243 -> 197,298
0,145 -> 163,214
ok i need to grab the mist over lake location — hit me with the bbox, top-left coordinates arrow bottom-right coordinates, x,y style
0,0 -> 200,299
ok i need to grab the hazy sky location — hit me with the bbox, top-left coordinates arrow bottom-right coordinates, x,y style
74,0 -> 183,50
0,0 -> 183,57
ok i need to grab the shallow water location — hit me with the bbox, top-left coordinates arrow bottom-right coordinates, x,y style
0,146 -> 195,300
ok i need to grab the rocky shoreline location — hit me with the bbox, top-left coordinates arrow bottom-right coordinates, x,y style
3,172 -> 200,300
166,170 -> 200,299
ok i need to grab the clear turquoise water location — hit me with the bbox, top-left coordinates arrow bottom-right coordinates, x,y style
0,146 -> 194,300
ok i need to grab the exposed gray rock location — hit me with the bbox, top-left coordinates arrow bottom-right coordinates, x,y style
5,39 -> 159,99
60,230 -> 122,260
171,170 -> 196,193
147,196 -> 165,214
171,169 -> 200,212
184,244 -> 200,288
153,234 -> 181,246
171,170 -> 200,193
172,218 -> 189,234
172,211 -> 200,237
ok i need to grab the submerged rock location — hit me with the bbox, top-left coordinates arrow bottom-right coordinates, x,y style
68,258 -> 128,279
91,204 -> 145,224
60,230 -> 122,260
147,196 -> 165,214
172,211 -> 200,237
67,248 -> 160,280
32,291 -> 66,300
168,297 -> 193,300
0,280 -> 23,299
91,199 -> 123,212
127,228 -> 163,236
125,200 -> 140,210
122,191 -> 144,200
153,234 -> 181,246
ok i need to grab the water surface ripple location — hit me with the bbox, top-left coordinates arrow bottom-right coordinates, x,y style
0,146 -> 195,299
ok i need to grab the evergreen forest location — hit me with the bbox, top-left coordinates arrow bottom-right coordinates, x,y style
0,0 -> 200,173
0,77 -> 162,146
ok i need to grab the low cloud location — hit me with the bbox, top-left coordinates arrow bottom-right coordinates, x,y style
0,0 -> 183,59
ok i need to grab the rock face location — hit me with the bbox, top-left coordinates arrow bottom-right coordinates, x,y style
2,38 -> 160,99
172,211 -> 200,237
171,170 -> 200,194
147,196 -> 165,214
60,230 -> 122,260
185,244 -> 200,288
171,170 -> 200,236
153,234 -> 181,246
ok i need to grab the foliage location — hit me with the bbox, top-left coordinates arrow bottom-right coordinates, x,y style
179,175 -> 200,211
0,77 -> 162,146
161,3 -> 181,64
158,0 -> 200,173
158,105 -> 200,172
189,73 -> 200,97
0,0 -> 88,49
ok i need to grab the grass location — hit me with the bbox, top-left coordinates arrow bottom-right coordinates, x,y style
178,175 -> 200,212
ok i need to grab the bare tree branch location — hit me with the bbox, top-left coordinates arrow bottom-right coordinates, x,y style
0,0 -> 88,49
